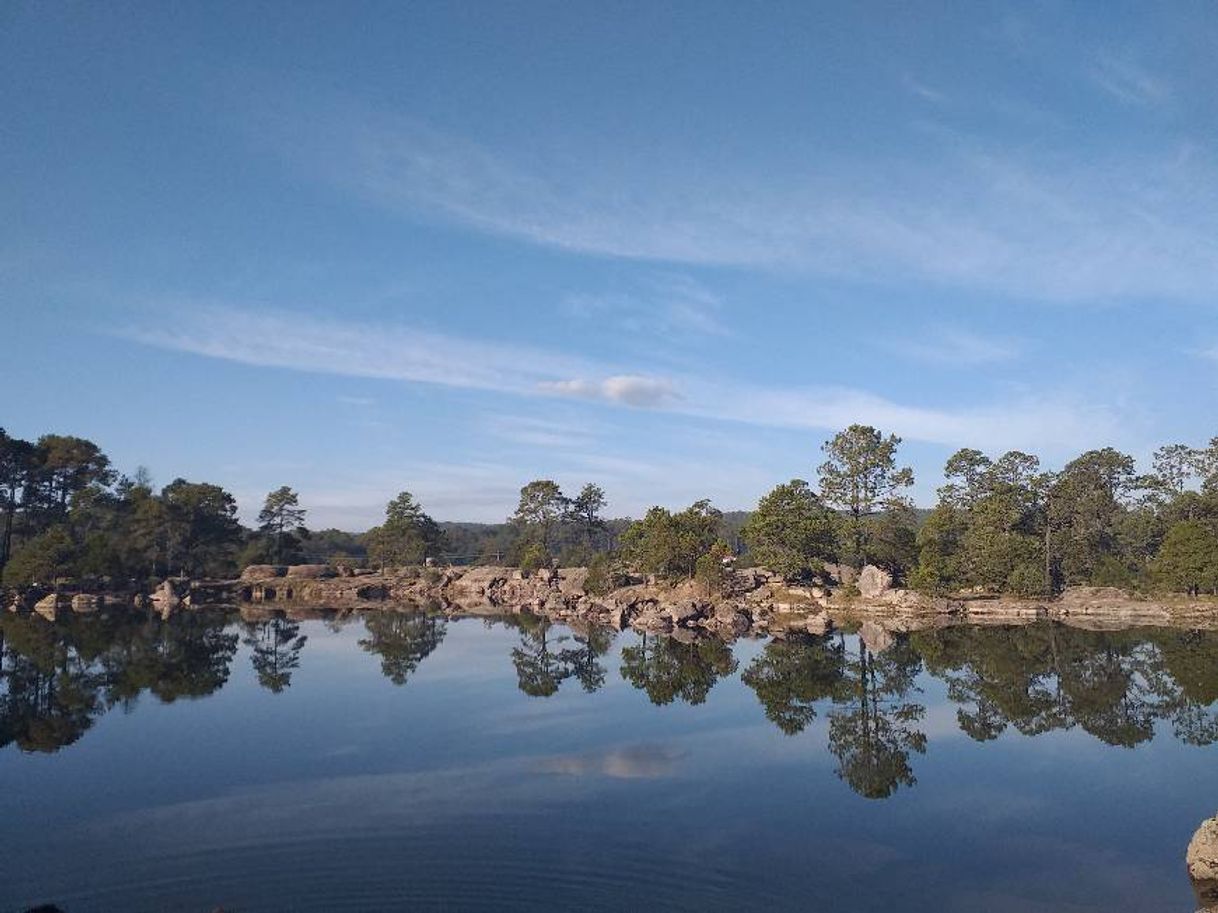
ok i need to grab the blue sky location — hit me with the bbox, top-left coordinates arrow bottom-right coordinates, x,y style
4,1 -> 1218,527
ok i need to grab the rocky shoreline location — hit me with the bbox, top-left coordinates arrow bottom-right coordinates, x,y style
9,561 -> 1218,637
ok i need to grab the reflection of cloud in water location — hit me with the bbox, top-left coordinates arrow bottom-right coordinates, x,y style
536,743 -> 685,779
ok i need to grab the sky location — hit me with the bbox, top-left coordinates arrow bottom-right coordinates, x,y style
4,1 -> 1218,527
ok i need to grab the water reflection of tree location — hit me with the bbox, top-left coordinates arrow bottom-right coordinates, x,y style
827,636 -> 927,800
913,624 -> 1218,748
103,614 -> 238,705
510,615 -> 572,697
359,612 -> 447,686
0,612 -> 237,753
619,633 -> 737,706
741,633 -> 846,734
559,625 -> 614,693
241,616 -> 307,693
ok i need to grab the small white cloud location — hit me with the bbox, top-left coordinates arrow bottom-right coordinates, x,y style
541,374 -> 679,407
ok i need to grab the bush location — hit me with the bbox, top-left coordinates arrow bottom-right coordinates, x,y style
1006,563 -> 1047,597
422,566 -> 442,585
519,543 -> 550,575
558,544 -> 594,568
1090,554 -> 1136,591
585,552 -> 629,596
908,564 -> 950,596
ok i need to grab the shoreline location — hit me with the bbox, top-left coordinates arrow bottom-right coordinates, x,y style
9,563 -> 1218,636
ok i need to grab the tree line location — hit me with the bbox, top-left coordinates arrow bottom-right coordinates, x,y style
0,428 -> 314,587
499,424 -> 1218,598
6,422 -> 1218,597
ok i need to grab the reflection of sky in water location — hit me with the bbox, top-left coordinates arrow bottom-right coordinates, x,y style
1,616 -> 1216,912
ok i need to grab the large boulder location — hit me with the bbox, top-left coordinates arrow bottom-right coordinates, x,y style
284,564 -> 335,579
1189,815 -> 1218,910
241,565 -> 286,581
858,565 -> 894,599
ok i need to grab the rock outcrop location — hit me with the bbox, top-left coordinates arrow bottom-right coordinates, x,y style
858,565 -> 894,599
1189,814 -> 1218,910
285,564 -> 336,579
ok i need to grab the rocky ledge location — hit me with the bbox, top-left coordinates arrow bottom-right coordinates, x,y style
208,563 -> 1218,637
9,562 -> 1217,637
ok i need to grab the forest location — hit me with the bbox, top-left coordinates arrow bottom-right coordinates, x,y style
3,423 -> 1218,597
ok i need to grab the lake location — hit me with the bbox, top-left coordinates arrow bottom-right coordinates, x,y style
2,610 -> 1216,912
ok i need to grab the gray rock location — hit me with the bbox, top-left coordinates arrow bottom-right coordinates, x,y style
1189,815 -> 1218,910
284,564 -> 335,579
858,565 -> 894,599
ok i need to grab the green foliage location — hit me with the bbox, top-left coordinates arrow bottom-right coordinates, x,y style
257,485 -> 307,564
159,479 -> 243,578
519,542 -> 550,574
511,479 -> 567,553
1049,448 -> 1139,587
1153,520 -> 1218,595
584,551 -> 627,596
1006,562 -> 1048,597
558,543 -> 595,567
620,499 -> 723,581
817,425 -> 914,568
568,482 -> 607,548
911,504 -> 966,594
366,491 -> 445,568
862,503 -> 920,579
694,541 -> 734,595
741,479 -> 835,580
4,525 -> 77,586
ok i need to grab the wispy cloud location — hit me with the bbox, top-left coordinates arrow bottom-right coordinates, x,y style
125,306 -> 1120,460
888,327 -> 1020,366
1087,52 -> 1170,106
564,273 -> 730,338
902,74 -> 948,104
258,95 -> 1218,302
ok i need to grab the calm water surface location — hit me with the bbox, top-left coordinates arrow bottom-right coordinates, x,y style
2,611 -> 1217,912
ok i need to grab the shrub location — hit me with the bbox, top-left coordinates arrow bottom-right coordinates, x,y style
519,543 -> 550,575
585,552 -> 629,596
1006,563 -> 1047,597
